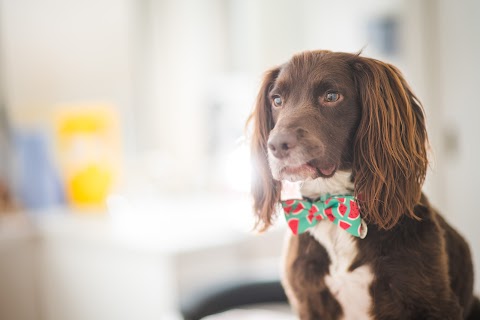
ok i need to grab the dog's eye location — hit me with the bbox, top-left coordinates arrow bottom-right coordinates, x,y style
325,92 -> 340,102
272,95 -> 283,108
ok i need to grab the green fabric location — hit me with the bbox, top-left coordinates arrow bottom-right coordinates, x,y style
281,194 -> 367,238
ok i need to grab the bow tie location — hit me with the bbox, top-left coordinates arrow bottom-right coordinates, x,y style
281,195 -> 367,238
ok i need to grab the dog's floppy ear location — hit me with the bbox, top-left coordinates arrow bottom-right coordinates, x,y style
351,57 -> 428,229
247,67 -> 281,231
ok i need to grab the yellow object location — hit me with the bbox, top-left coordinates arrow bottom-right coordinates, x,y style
69,164 -> 112,205
54,104 -> 121,210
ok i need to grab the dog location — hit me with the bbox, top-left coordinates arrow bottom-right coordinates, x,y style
248,50 -> 479,319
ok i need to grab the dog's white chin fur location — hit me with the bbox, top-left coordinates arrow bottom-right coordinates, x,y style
281,170 -> 353,200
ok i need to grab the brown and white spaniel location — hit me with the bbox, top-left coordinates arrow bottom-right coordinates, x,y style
248,50 -> 479,319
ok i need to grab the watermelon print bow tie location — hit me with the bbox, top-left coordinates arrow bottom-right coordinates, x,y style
281,195 -> 368,239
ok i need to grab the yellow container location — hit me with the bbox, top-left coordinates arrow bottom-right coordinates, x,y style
54,104 -> 121,210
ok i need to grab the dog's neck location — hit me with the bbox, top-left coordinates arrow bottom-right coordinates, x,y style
300,170 -> 354,200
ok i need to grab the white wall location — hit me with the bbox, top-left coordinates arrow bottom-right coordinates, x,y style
226,0 -> 401,73
404,0 -> 480,294
131,0 -> 229,190
436,0 -> 480,294
0,0 -> 133,110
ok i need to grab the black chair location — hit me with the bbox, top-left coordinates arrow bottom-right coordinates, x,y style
180,279 -> 289,320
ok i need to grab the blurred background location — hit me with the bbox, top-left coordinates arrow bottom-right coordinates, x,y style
0,0 -> 478,319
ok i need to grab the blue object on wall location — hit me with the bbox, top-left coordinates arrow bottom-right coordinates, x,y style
367,15 -> 399,57
13,130 -> 65,210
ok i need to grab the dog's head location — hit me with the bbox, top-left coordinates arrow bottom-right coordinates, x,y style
249,50 -> 428,231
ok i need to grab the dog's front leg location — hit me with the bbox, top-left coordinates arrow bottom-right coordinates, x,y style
282,233 -> 339,319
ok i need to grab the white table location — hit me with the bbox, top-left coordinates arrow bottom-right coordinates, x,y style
0,193 -> 286,320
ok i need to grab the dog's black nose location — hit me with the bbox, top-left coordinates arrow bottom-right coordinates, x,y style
268,132 -> 297,159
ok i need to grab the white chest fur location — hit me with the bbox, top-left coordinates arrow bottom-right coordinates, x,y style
301,172 -> 374,320
308,223 -> 374,320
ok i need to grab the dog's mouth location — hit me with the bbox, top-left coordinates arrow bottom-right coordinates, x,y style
280,162 -> 337,181
316,163 -> 337,177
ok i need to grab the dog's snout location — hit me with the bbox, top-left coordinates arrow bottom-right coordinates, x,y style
268,132 -> 297,159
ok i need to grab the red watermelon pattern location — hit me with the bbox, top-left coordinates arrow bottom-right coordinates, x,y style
348,200 -> 360,219
288,219 -> 299,235
281,194 -> 367,238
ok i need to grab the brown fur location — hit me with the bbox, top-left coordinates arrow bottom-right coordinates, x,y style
351,58 -> 428,229
248,50 -> 478,319
249,68 -> 282,231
